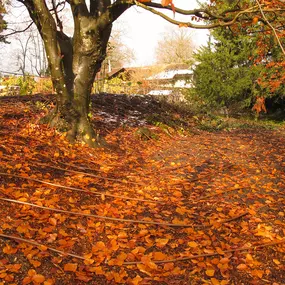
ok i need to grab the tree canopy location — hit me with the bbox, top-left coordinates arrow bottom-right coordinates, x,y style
155,28 -> 194,65
189,28 -> 263,112
105,25 -> 135,69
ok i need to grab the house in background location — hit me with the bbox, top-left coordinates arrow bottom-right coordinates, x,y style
146,63 -> 193,88
146,64 -> 193,101
94,66 -> 156,94
94,63 -> 193,99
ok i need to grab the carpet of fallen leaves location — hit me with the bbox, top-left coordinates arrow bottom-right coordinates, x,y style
0,94 -> 284,285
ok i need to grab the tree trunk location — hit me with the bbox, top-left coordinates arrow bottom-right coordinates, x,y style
41,27 -> 111,147
41,65 -> 106,147
21,0 -> 129,147
41,54 -> 108,147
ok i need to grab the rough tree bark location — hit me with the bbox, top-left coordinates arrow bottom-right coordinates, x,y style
20,0 -> 130,146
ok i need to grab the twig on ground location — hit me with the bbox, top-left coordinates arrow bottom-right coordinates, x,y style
1,233 -> 283,266
0,172 -> 162,204
0,197 -> 191,228
1,154 -> 144,186
34,161 -> 145,185
221,212 -> 249,223
123,239 -> 285,265
203,186 -> 249,199
0,233 -> 87,260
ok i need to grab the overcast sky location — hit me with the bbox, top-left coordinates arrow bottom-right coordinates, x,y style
0,0 -> 209,73
116,0 -> 209,66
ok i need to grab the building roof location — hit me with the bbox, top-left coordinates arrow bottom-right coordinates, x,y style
147,69 -> 193,80
95,64 -> 193,81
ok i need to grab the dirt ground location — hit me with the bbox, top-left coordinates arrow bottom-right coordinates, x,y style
0,93 -> 284,285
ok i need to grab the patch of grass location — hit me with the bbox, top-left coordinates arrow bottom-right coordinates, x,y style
194,114 -> 285,132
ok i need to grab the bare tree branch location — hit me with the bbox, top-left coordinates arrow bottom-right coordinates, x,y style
255,0 -> 285,55
1,21 -> 33,39
134,0 -> 260,29
51,0 -> 63,32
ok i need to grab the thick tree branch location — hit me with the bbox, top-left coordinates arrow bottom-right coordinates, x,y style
134,1 -> 259,29
90,0 -> 111,17
255,0 -> 285,55
138,1 -> 215,18
98,0 -> 133,27
69,0 -> 89,16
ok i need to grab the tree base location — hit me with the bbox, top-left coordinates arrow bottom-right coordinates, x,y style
40,107 -> 107,148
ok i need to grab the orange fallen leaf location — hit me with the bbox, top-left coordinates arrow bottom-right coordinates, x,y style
93,241 -> 106,251
32,274 -> 45,283
75,272 -> 92,282
83,258 -> 94,265
3,244 -> 17,254
131,275 -> 143,285
132,246 -> 146,256
118,231 -> 128,239
206,269 -> 215,277
7,263 -> 22,272
64,263 -> 78,272
38,245 -> 48,251
30,260 -> 41,268
252,17 -> 259,24
88,266 -> 104,274
117,252 -> 128,262
43,279 -> 54,285
237,263 -> 247,270
219,257 -> 229,264
153,251 -> 167,260
216,248 -> 225,255
49,217 -> 57,226
163,262 -> 174,270
211,278 -> 220,285
137,264 -> 152,276
173,191 -> 182,197
141,255 -> 158,270
251,269 -> 263,278
273,259 -> 280,265
16,224 -> 29,234
155,238 -> 169,248
246,253 -> 254,264
138,229 -> 148,237
47,233 -> 57,243
28,269 -> 36,277
23,276 -> 32,285
188,241 -> 198,248
108,252 -> 128,266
